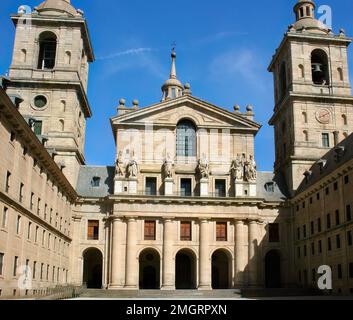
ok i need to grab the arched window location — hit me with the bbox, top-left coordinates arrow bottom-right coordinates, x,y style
337,68 -> 344,81
60,100 -> 66,113
342,114 -> 347,126
59,120 -> 64,132
311,49 -> 330,85
176,120 -> 196,157
303,130 -> 309,142
65,51 -> 71,65
37,32 -> 57,70
298,64 -> 304,78
279,62 -> 287,99
302,112 -> 307,123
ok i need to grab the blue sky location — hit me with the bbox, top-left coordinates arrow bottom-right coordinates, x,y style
1,0 -> 353,171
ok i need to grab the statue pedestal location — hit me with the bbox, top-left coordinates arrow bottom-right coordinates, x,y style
249,182 -> 257,197
200,178 -> 209,197
234,181 -> 244,197
114,177 -> 125,195
234,181 -> 257,197
128,178 -> 138,194
164,178 -> 173,196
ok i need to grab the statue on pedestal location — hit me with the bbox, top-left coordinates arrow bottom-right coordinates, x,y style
197,153 -> 209,179
127,151 -> 139,178
231,154 -> 244,181
244,155 -> 257,182
163,152 -> 174,179
115,150 -> 125,177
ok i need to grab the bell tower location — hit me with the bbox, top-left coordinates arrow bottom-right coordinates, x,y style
6,0 -> 94,188
268,0 -> 353,196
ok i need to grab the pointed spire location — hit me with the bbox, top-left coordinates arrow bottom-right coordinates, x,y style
170,48 -> 177,79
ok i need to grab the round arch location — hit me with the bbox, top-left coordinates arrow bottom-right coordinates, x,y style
37,31 -> 57,70
139,248 -> 161,289
82,247 -> 103,289
175,248 -> 197,290
211,249 -> 232,289
264,249 -> 282,288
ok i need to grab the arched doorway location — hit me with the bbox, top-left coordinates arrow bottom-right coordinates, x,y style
83,248 -> 103,289
212,250 -> 230,289
175,249 -> 196,289
265,250 -> 281,288
139,248 -> 160,289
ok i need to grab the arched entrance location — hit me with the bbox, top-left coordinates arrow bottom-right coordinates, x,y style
139,248 -> 160,289
212,250 -> 230,289
83,248 -> 103,289
265,250 -> 281,288
175,249 -> 196,289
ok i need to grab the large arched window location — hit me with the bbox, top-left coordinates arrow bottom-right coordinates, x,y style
176,120 -> 196,157
37,32 -> 57,70
311,49 -> 330,85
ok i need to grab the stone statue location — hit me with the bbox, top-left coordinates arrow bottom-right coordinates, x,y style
244,155 -> 257,182
163,152 -> 174,179
197,153 -> 209,179
231,154 -> 244,181
127,151 -> 139,178
115,151 -> 125,177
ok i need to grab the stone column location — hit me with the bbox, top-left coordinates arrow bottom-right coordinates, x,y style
109,217 -> 124,288
199,219 -> 211,290
125,217 -> 138,288
248,220 -> 258,286
234,220 -> 246,287
162,218 -> 175,290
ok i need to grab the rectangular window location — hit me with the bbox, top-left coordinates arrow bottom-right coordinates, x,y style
37,198 -> 41,215
52,266 -> 55,282
318,218 -> 322,233
322,133 -> 330,147
180,178 -> 192,197
2,207 -> 8,228
335,210 -> 340,226
33,261 -> 36,279
269,223 -> 280,242
297,227 -> 300,240
5,171 -> 11,193
35,226 -> 39,243
16,215 -> 21,234
338,264 -> 343,279
349,263 -> 353,278
317,193 -> 320,200
334,182 -> 338,191
336,234 -> 341,249
180,221 -> 192,241
216,222 -> 227,241
303,225 -> 307,238
0,253 -> 4,276
40,263 -> 44,280
328,237 -> 332,251
33,121 -> 42,136
304,245 -> 307,257
311,221 -> 314,235
215,179 -> 226,197
327,214 -> 331,229
27,222 -> 31,240
344,175 -> 349,185
44,204 -> 47,221
311,242 -> 315,255
46,264 -> 49,280
325,187 -> 329,195
297,246 -> 301,258
19,183 -> 24,203
87,220 -> 99,240
348,231 -> 352,246
13,256 -> 18,277
145,177 -> 157,196
318,240 -> 322,254
144,221 -> 156,241
42,230 -> 46,246
30,193 -> 34,210
347,205 -> 352,221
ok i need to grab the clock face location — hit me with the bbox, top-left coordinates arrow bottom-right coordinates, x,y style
316,109 -> 331,124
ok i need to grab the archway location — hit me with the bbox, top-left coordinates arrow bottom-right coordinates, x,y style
265,250 -> 281,288
139,248 -> 160,289
175,249 -> 196,289
212,250 -> 230,289
82,248 -> 103,289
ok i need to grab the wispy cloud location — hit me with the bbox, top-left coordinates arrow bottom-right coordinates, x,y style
96,47 -> 154,61
209,48 -> 269,92
195,31 -> 248,46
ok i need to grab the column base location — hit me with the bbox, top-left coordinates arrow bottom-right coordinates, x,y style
161,285 -> 176,291
123,285 -> 139,290
108,284 -> 124,290
198,285 -> 212,291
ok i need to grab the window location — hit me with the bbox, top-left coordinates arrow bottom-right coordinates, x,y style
33,261 -> 36,279
318,218 -> 322,233
279,62 -> 287,99
87,220 -> 99,240
216,222 -> 227,241
180,221 -> 192,241
338,68 -> 344,81
311,49 -> 330,85
180,178 -> 192,197
348,231 -> 352,246
176,120 -> 196,157
265,182 -> 275,193
335,210 -> 340,226
304,245 -> 307,257
311,242 -> 315,255
37,198 -> 41,215
297,227 -> 300,240
33,120 -> 43,135
5,171 -> 11,193
328,237 -> 332,251
334,182 -> 338,191
0,253 -> 3,276
40,263 -> 44,280
336,234 -> 341,249
10,132 -> 15,142
269,223 -> 280,242
145,177 -> 157,196
91,176 -> 101,188
297,247 -> 301,258
30,193 -> 34,210
42,230 -> 46,246
215,179 -> 226,197
318,240 -> 322,254
27,222 -> 31,240
311,221 -> 314,235
338,264 -> 343,279
303,225 -> 307,238
16,216 -> 21,234
327,214 -> 331,229
317,193 -> 320,200
144,221 -> 156,241
13,256 -> 18,276
37,32 -> 57,70
344,175 -> 349,184
347,205 -> 352,221
322,133 -> 330,148
33,96 -> 47,109
325,187 -> 329,195
2,207 -> 8,228
303,130 -> 309,142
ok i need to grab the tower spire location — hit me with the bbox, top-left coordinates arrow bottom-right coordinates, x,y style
170,48 -> 177,79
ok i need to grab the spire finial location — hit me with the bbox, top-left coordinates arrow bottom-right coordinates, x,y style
170,44 -> 177,79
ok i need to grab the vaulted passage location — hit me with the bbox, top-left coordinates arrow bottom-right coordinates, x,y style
83,248 -> 103,289
265,250 -> 281,288
212,250 -> 230,289
139,249 -> 160,289
175,249 -> 196,289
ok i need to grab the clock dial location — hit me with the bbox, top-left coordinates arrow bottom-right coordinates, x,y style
316,109 -> 331,124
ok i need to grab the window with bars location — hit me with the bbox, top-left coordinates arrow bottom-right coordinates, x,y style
216,222 -> 227,241
87,220 -> 99,240
180,221 -> 192,241
176,120 -> 196,157
144,221 -> 156,241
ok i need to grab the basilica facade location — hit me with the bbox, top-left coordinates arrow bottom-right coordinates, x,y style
0,0 -> 352,298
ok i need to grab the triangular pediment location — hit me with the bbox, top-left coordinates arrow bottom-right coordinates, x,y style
111,95 -> 261,132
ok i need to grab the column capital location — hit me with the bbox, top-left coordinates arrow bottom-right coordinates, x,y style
125,216 -> 138,222
234,219 -> 245,225
199,218 -> 210,223
162,217 -> 175,222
